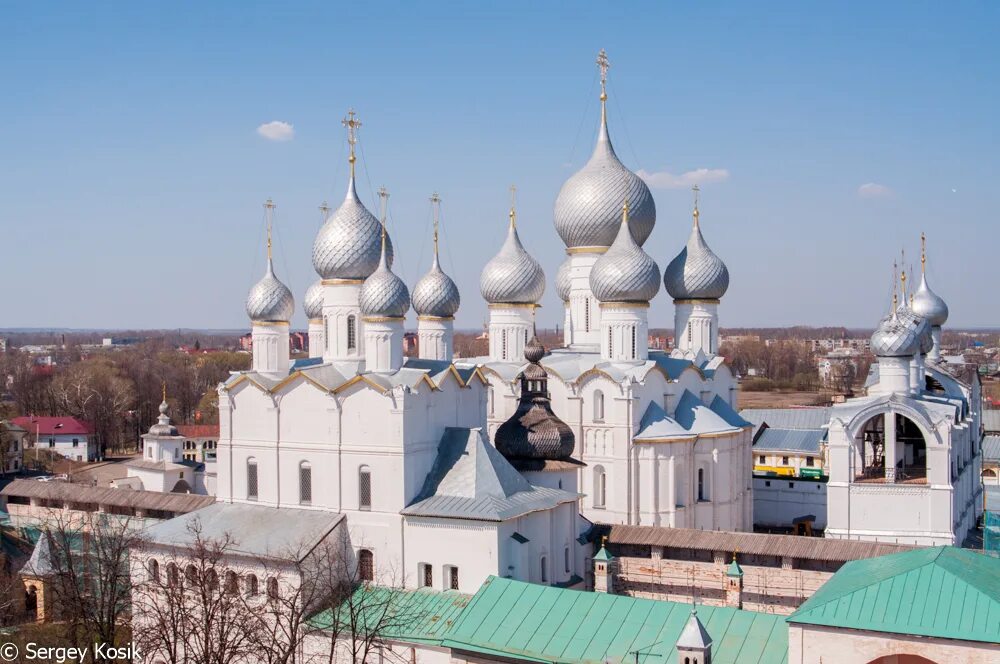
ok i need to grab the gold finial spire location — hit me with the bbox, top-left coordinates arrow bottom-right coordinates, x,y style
430,192 -> 441,257
264,198 -> 276,260
319,200 -> 330,222
920,232 -> 927,274
901,268 -> 907,303
342,109 -> 362,177
621,198 -> 630,224
508,184 -> 517,229
377,186 -> 389,251
891,261 -> 898,313
692,184 -> 701,227
162,381 -> 166,403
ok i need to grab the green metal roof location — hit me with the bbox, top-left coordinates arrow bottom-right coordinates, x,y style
593,546 -> 614,562
788,546 -> 1000,644
726,558 -> 743,578
308,586 -> 471,646
441,576 -> 787,664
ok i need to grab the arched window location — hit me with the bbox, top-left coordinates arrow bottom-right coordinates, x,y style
358,465 -> 372,510
697,468 -> 707,501
347,315 -> 357,351
224,570 -> 239,595
245,574 -> 259,597
358,549 -> 374,582
246,458 -> 258,501
299,462 -> 312,505
267,577 -> 279,601
185,565 -> 199,586
983,469 -> 998,478
593,466 -> 606,508
687,322 -> 693,344
540,556 -> 548,584
594,391 -> 605,421
631,327 -> 637,359
584,298 -> 591,332
564,547 -> 571,573
608,326 -> 613,355
148,558 -> 159,582
324,315 -> 330,351
166,563 -> 179,588
501,330 -> 508,359
205,568 -> 219,592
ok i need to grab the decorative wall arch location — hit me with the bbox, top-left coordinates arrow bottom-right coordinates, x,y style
845,401 -> 942,448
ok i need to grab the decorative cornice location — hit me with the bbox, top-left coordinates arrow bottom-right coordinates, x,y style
566,246 -> 610,255
251,320 -> 290,328
361,316 -> 405,323
417,315 -> 456,322
598,301 -> 650,309
322,278 -> 365,286
673,298 -> 721,305
487,303 -> 541,310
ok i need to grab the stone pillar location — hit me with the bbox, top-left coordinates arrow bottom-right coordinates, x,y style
363,317 -> 405,373
884,412 -> 897,483
674,299 -> 720,357
251,322 -> 290,377
417,316 -> 454,361
322,280 -> 365,362
307,318 -> 325,358
599,303 -> 649,362
488,304 -> 535,362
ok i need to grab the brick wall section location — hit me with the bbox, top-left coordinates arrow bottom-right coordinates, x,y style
612,551 -> 836,615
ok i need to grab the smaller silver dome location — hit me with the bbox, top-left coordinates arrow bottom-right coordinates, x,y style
246,258 -> 295,323
312,174 -> 393,280
871,311 -> 921,357
555,257 -> 573,302
664,210 -> 729,301
480,216 -> 545,305
911,273 -> 948,327
304,279 -> 324,320
590,205 -> 660,303
413,255 -> 461,318
360,240 -> 410,319
146,400 -> 179,437
896,303 -> 933,355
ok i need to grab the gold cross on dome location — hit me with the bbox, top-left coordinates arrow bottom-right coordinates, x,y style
342,109 -> 362,147
508,184 -> 517,228
596,49 -> 610,100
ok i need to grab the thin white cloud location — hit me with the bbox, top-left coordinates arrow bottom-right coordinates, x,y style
858,182 -> 892,199
256,120 -> 295,142
636,167 -> 730,189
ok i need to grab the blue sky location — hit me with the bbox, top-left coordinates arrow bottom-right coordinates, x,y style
2,1 -> 998,330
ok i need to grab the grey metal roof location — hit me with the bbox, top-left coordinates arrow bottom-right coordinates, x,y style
125,458 -> 204,473
246,258 -> 294,323
754,428 -> 825,454
635,393 -> 748,442
1,479 -> 214,513
983,435 -> 1000,462
663,213 -> 729,301
740,408 -> 832,432
145,502 -> 344,561
403,428 -> 579,522
984,411 -> 1000,434
22,531 -> 57,577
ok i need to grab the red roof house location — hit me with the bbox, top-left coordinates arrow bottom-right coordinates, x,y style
11,416 -> 94,436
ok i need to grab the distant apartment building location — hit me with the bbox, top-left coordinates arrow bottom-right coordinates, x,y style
177,424 -> 218,462
11,416 -> 97,462
0,420 -> 27,473
817,347 -> 863,388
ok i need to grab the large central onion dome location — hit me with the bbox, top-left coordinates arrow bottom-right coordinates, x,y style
553,104 -> 655,249
494,336 -> 575,464
871,309 -> 921,357
664,206 -> 729,301
303,279 -> 324,320
246,257 -> 295,323
480,211 -> 545,304
359,233 -> 409,319
413,254 -> 461,318
312,175 -> 394,280
590,201 -> 660,303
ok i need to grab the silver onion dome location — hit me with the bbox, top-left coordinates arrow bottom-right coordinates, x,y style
590,204 -> 660,303
246,258 -> 295,323
896,303 -> 933,355
664,209 -> 729,301
554,109 -> 655,249
555,257 -> 573,302
412,254 -> 461,318
912,273 -> 948,327
480,216 -> 545,304
303,279 -> 324,320
146,400 -> 179,437
871,310 -> 921,357
359,238 -> 410,319
312,175 -> 393,280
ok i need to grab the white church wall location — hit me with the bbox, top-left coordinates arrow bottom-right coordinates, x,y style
753,477 -> 828,530
403,518 -> 498,593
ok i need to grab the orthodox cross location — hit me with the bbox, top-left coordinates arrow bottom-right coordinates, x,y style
596,48 -> 610,101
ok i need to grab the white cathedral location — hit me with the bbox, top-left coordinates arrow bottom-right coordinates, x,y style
141,54 -> 753,598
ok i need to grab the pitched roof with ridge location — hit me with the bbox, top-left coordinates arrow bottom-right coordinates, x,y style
984,410 -> 1000,434
402,428 -> 580,522
440,576 -> 787,664
753,428 -> 825,454
983,434 -> 1000,463
739,408 -> 831,434
788,546 -> 1000,644
10,416 -> 94,436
